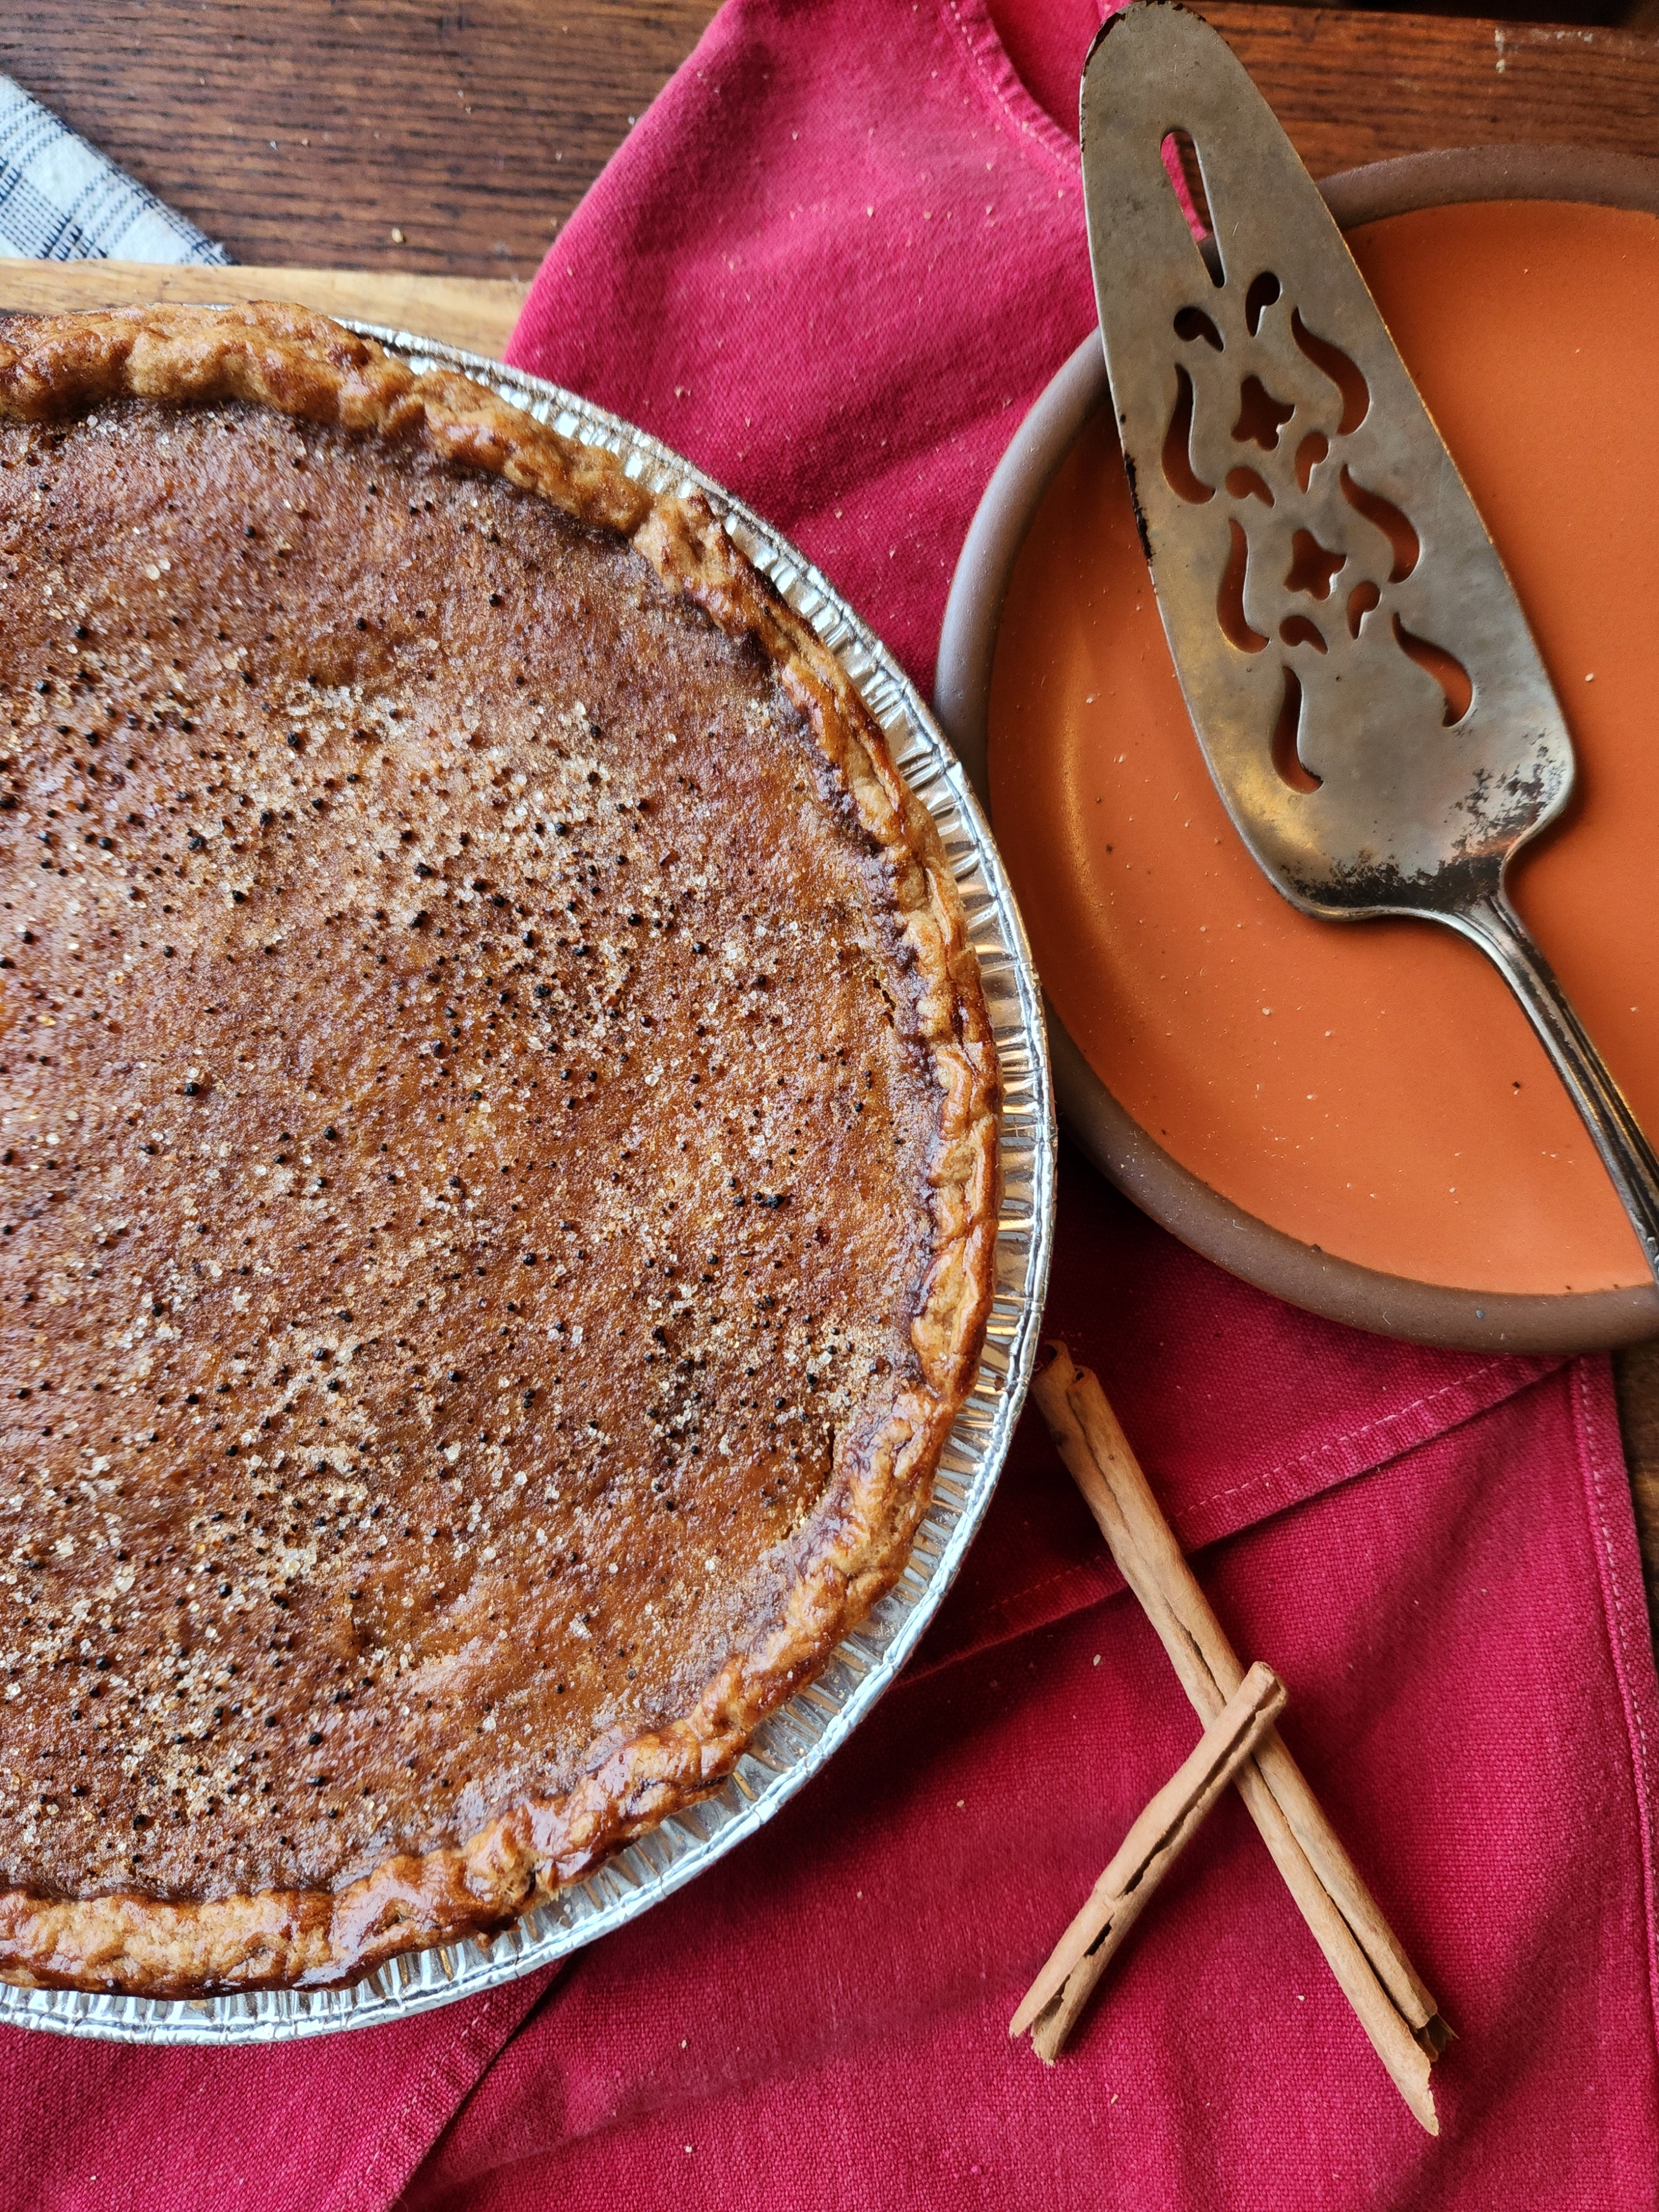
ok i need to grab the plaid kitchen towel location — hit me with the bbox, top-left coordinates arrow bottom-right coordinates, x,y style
0,73 -> 226,264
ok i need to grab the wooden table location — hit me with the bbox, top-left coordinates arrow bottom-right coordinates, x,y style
4,0 -> 1659,1609
4,1 -> 1657,272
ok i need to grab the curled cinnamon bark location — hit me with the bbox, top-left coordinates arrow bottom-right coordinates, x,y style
1011,1660 -> 1285,2062
1030,1344 -> 1449,2135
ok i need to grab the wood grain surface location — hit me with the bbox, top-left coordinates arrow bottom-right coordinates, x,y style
1210,3 -> 1659,174
3,0 -> 1659,1597
0,4 -> 1655,276
0,1 -> 722,280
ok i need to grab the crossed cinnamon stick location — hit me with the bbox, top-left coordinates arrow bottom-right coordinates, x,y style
1015,1344 -> 1451,2135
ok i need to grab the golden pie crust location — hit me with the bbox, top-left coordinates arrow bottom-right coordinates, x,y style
0,305 -> 998,1996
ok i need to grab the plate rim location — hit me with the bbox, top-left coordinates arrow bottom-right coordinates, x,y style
0,332 -> 1057,2043
935,143 -> 1659,1355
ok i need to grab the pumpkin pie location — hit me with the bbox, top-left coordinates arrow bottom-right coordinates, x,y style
0,305 -> 998,1996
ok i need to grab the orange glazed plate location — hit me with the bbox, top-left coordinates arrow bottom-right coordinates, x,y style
937,148 -> 1659,1352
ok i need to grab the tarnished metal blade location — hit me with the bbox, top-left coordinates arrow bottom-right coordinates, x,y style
1079,1 -> 1573,917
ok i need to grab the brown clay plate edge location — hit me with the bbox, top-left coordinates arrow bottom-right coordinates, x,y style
936,144 -> 1659,1354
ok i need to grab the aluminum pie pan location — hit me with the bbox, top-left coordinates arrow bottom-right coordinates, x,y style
1,333 -> 1057,2046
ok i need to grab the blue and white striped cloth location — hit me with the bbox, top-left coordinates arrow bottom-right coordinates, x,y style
0,72 -> 227,264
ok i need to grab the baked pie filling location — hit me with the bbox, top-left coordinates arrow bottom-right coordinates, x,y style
0,307 -> 998,1995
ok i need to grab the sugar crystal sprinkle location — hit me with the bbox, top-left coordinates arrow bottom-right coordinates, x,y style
0,385 -> 954,1931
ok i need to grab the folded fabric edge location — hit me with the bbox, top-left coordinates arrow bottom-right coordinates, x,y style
0,74 -> 228,267
319,1970 -> 557,2212
914,1358 -> 1582,1683
1168,1349 -> 1571,1558
935,0 -> 1086,184
1571,1354 -> 1659,2075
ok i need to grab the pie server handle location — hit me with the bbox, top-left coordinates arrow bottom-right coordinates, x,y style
1450,892 -> 1659,1284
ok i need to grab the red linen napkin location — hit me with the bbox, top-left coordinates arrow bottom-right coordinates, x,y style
6,3 -> 1659,2205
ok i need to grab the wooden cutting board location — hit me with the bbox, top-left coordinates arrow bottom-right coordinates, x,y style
0,261 -> 526,357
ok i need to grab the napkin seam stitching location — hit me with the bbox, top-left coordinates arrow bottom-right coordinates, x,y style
332,1988 -> 524,2212
945,1559 -> 1103,1629
928,1358 -> 1551,1654
1573,1355 -> 1659,2073
936,0 -> 1082,186
1176,1355 -> 1551,1518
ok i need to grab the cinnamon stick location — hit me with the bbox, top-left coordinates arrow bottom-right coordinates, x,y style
1031,1344 -> 1450,2136
1011,1659 -> 1285,2062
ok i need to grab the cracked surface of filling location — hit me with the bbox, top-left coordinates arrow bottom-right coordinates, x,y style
0,368 -> 993,1992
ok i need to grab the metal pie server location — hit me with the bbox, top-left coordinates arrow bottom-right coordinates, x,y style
1080,0 -> 1659,1288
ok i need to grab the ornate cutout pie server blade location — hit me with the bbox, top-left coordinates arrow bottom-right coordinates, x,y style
1080,0 -> 1659,1288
